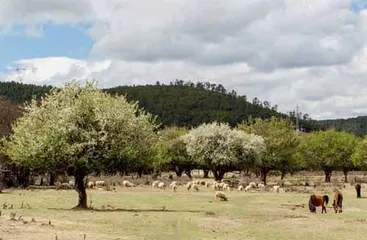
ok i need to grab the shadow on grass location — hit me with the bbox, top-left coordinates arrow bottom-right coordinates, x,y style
48,207 -> 213,214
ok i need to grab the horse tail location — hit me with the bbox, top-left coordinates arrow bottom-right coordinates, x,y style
323,195 -> 329,205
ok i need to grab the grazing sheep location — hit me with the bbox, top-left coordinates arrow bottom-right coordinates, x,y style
169,181 -> 177,188
194,180 -> 200,184
152,180 -> 160,188
248,182 -> 257,188
87,182 -> 95,189
222,183 -> 230,191
172,185 -> 178,192
95,181 -> 106,187
192,184 -> 199,191
244,185 -> 252,192
68,181 -> 75,187
205,182 -> 211,188
215,191 -> 228,201
186,182 -> 193,190
238,185 -> 244,191
158,182 -> 165,189
61,183 -> 72,189
273,185 -> 280,193
123,180 -> 135,187
258,183 -> 265,188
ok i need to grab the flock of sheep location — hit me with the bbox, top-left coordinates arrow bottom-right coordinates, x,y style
55,177 -> 288,202
86,178 -> 287,202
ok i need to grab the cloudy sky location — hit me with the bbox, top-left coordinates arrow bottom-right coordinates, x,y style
1,0 -> 367,120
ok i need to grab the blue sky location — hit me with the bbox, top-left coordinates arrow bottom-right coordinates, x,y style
0,23 -> 93,72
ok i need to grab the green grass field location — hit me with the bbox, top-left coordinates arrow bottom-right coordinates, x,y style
0,182 -> 366,240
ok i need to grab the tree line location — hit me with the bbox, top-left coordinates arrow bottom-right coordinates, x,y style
1,80 -> 367,208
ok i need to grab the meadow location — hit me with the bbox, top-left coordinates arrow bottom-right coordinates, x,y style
0,172 -> 367,240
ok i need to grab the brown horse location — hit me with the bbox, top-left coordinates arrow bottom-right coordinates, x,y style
309,194 -> 329,213
332,190 -> 343,213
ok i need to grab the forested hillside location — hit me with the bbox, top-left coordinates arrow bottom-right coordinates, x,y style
0,80 -> 365,135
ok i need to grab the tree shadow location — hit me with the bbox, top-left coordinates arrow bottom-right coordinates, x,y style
48,207 -> 212,214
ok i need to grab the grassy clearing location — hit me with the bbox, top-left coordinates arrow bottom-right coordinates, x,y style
0,183 -> 367,240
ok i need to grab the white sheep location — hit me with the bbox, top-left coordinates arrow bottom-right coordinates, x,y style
205,182 -> 211,188
186,182 -> 193,190
248,182 -> 257,188
122,180 -> 135,187
238,185 -> 244,191
192,183 -> 199,191
152,180 -> 160,188
158,182 -> 165,189
95,181 -> 106,187
273,185 -> 280,193
172,185 -> 178,192
68,180 -> 75,187
215,191 -> 228,201
222,183 -> 230,191
258,183 -> 265,188
87,181 -> 95,189
244,185 -> 252,192
169,181 -> 177,188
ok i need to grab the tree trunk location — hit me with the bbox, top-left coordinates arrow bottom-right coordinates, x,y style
343,169 -> 348,183
324,170 -> 332,182
74,168 -> 87,209
40,177 -> 44,186
185,169 -> 192,179
174,166 -> 183,177
19,167 -> 30,188
213,170 -> 226,181
203,170 -> 209,178
261,168 -> 269,185
281,171 -> 286,180
137,168 -> 143,178
49,173 -> 55,186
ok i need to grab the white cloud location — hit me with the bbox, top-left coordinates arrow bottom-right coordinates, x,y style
2,0 -> 367,120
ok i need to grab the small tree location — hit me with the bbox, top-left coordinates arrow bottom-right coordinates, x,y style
155,126 -> 195,178
299,129 -> 356,182
182,122 -> 265,181
238,117 -> 300,184
334,132 -> 358,182
352,136 -> 367,172
1,80 -> 157,208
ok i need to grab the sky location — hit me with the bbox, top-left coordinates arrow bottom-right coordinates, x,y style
1,0 -> 367,120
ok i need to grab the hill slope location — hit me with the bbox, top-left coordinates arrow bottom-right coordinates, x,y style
0,80 -> 365,136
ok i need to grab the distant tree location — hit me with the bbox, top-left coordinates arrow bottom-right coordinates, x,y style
263,101 -> 271,109
352,136 -> 367,171
238,117 -> 300,184
1,80 -> 157,208
155,126 -> 195,178
299,129 -> 356,182
182,122 -> 265,181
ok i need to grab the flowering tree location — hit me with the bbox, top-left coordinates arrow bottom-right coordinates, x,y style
182,122 -> 265,181
1,80 -> 157,208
